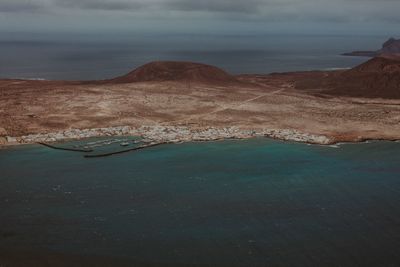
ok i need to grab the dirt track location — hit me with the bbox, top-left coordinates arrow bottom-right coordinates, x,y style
1,68 -> 400,144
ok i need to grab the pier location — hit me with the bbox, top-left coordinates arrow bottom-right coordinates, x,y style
37,139 -> 170,157
84,142 -> 169,158
38,142 -> 93,152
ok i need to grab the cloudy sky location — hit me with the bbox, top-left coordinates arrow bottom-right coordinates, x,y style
0,0 -> 399,34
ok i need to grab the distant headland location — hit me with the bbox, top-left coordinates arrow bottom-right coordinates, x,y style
343,37 -> 400,57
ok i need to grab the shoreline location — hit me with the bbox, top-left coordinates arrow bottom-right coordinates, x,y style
2,125 -> 398,149
1,125 -> 333,147
2,60 -> 400,150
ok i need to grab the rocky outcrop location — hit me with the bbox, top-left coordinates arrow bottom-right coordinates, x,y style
0,127 -> 7,136
0,137 -> 6,145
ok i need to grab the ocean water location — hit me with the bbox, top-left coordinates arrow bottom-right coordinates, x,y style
1,138 -> 400,266
0,33 -> 385,80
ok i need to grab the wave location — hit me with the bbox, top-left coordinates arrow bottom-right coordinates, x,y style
322,67 -> 352,71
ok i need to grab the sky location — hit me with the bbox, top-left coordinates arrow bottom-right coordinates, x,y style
0,0 -> 399,35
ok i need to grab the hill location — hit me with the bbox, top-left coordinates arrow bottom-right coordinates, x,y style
381,38 -> 400,55
323,56 -> 400,98
343,37 -> 400,57
109,61 -> 239,85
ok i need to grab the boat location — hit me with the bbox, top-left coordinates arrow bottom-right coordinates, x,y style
120,142 -> 130,147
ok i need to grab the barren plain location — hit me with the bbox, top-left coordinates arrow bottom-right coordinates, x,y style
1,59 -> 400,146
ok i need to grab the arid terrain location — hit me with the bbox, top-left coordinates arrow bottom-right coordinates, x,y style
1,57 -> 400,146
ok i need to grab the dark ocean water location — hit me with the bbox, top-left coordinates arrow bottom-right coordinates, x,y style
1,139 -> 400,266
0,33 -> 384,80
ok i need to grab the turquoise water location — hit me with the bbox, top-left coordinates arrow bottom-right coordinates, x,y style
1,139 -> 400,266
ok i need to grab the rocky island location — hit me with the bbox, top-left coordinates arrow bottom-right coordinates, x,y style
1,58 -> 400,147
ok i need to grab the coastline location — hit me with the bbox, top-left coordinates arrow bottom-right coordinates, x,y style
2,60 -> 400,149
0,125 -> 334,147
2,125 -> 394,148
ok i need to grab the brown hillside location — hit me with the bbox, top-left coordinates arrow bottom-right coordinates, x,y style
348,56 -> 400,73
327,56 -> 400,98
296,56 -> 400,99
109,61 -> 239,85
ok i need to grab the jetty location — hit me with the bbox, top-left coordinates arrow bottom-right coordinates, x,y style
74,138 -> 130,149
38,142 -> 93,152
84,142 -> 169,158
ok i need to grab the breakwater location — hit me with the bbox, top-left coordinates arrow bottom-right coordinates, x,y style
38,142 -> 93,152
84,142 -> 168,158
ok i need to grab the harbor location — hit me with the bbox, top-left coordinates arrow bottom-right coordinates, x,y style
37,136 -> 169,158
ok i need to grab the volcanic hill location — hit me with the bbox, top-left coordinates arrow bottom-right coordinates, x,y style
109,61 -> 239,85
296,55 -> 400,99
329,56 -> 400,98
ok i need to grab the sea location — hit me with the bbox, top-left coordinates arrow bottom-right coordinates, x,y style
0,33 -> 385,80
1,33 -> 400,266
1,139 -> 400,266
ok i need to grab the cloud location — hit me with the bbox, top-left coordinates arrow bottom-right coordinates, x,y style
0,0 -> 291,14
55,0 -> 146,10
0,0 -> 48,12
1,0 -> 400,26
51,0 -> 275,13
165,0 -> 269,14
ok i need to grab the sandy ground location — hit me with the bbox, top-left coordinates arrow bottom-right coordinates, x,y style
1,72 -> 400,144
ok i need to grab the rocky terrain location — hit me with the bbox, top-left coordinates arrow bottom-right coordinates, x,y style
1,60 -> 400,147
